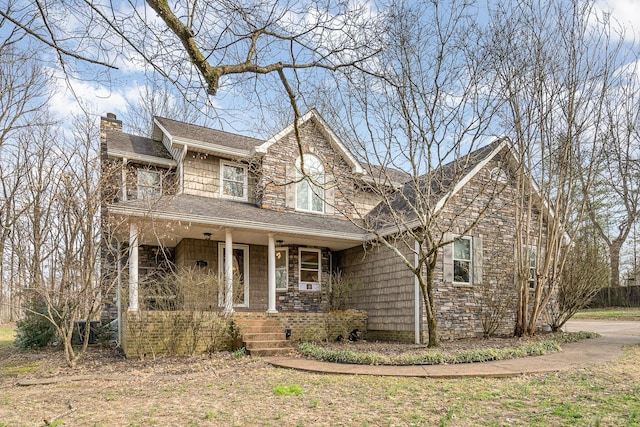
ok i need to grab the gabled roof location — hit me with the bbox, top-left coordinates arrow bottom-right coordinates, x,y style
367,138 -> 510,231
256,109 -> 365,175
105,130 -> 176,167
361,165 -> 412,188
153,116 -> 264,157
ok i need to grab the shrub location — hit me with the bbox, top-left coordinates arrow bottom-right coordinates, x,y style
298,332 -> 599,365
15,305 -> 58,350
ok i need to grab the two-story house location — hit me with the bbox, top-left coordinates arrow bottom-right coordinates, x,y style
100,110 -> 548,356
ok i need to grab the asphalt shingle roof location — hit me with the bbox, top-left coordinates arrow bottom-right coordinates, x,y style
154,116 -> 264,152
106,131 -> 174,160
366,139 -> 505,224
112,194 -> 364,237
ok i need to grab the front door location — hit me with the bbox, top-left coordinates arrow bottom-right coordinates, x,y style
218,243 -> 249,307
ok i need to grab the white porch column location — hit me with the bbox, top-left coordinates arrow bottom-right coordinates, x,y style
224,229 -> 234,313
128,223 -> 139,311
267,233 -> 278,313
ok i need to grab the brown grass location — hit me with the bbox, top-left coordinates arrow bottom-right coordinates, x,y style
0,340 -> 638,426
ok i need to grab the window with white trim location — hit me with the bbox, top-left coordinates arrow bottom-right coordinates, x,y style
296,154 -> 324,213
453,236 -> 472,284
299,248 -> 321,291
220,161 -> 248,200
275,248 -> 288,290
137,169 -> 162,199
490,166 -> 508,183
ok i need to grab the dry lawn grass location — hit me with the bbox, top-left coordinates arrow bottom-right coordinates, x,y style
0,331 -> 639,426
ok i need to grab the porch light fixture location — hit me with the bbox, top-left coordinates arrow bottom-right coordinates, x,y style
276,239 -> 284,245
203,232 -> 212,240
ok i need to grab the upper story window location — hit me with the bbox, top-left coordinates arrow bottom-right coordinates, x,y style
137,169 -> 162,199
220,161 -> 248,201
453,236 -> 472,284
490,167 -> 508,184
296,154 -> 324,213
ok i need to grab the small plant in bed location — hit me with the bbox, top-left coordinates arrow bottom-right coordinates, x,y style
298,331 -> 599,365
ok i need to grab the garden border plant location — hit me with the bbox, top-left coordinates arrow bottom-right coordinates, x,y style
297,331 -> 599,365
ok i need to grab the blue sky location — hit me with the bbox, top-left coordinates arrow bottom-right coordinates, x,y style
0,0 -> 637,138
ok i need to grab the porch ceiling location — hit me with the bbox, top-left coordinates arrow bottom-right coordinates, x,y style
107,194 -> 366,251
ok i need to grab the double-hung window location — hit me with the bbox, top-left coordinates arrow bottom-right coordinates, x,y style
453,236 -> 472,285
296,154 -> 324,213
299,248 -> 321,291
137,169 -> 162,199
220,161 -> 248,201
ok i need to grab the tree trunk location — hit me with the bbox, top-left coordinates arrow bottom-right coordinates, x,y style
422,257 -> 439,348
609,241 -> 622,289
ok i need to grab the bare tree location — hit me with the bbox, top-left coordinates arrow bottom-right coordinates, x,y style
9,111 -> 113,367
584,60 -> 640,289
485,0 -> 629,336
0,45 -> 51,320
323,0 -> 503,347
546,226 -> 609,331
0,0 -> 382,123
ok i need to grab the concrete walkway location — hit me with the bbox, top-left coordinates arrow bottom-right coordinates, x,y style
264,319 -> 640,378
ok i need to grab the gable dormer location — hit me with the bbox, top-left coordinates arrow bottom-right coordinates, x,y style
257,110 -> 364,218
152,117 -> 264,202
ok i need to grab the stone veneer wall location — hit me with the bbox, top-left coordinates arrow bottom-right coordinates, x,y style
431,156 -> 547,340
339,156 -> 549,343
121,310 -> 368,357
276,246 -> 330,312
259,119 -> 360,217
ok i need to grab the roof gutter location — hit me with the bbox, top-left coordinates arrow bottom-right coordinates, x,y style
107,149 -> 177,167
108,205 -> 366,242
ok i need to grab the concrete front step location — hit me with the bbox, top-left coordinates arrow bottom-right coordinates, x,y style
249,347 -> 295,357
244,340 -> 292,350
240,326 -> 283,334
236,319 -> 281,328
235,317 -> 292,356
243,332 -> 286,341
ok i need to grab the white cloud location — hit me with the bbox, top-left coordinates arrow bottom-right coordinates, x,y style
48,68 -> 133,121
594,0 -> 640,41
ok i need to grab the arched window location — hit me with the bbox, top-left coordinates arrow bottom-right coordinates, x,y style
296,154 -> 324,213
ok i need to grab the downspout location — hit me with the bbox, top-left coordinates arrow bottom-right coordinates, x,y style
116,241 -> 122,346
329,251 -> 333,297
414,239 -> 420,344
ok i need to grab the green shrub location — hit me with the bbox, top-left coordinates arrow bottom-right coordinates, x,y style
15,306 -> 58,350
298,332 -> 599,366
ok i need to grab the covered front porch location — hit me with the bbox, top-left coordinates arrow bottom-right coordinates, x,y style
108,195 -> 366,317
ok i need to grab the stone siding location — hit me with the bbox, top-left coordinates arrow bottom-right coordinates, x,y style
432,156 -> 547,340
276,246 -> 330,312
259,119 -> 358,217
341,156 -> 549,343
